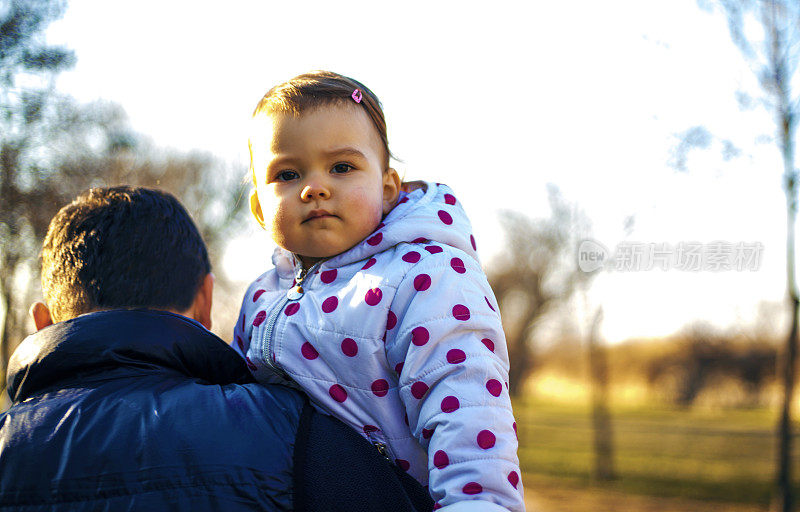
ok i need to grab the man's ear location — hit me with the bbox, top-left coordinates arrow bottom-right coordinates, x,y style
250,189 -> 266,229
191,273 -> 214,330
29,302 -> 53,331
382,168 -> 401,215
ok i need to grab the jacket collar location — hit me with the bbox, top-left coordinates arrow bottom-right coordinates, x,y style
6,309 -> 254,402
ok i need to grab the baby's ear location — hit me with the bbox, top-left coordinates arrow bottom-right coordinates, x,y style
249,190 -> 266,228
382,168 -> 401,215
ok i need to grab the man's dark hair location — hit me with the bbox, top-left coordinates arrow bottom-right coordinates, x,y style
41,186 -> 211,322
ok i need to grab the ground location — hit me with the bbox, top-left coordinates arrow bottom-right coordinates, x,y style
523,475 -> 768,512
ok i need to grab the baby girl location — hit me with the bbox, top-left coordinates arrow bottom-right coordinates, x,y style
234,71 -> 524,512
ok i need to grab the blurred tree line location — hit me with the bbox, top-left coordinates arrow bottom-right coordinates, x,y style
0,0 -> 248,395
535,322 -> 779,408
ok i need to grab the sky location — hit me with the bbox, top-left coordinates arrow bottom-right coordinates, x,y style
45,0 -> 791,343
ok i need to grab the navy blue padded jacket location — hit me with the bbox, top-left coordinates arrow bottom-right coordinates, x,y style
0,310 -> 432,511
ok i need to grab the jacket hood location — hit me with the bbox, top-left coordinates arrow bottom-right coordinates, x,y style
6,309 -> 254,402
272,181 -> 480,277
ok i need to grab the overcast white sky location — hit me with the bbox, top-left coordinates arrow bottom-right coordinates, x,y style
46,0 -> 790,342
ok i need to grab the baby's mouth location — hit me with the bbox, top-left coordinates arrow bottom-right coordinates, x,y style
304,210 -> 337,223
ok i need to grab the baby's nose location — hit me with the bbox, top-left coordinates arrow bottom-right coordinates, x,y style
301,184 -> 330,200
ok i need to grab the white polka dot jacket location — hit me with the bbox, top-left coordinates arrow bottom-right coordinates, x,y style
234,182 -> 525,512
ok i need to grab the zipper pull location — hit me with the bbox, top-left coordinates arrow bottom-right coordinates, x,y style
287,285 -> 304,300
373,442 -> 390,460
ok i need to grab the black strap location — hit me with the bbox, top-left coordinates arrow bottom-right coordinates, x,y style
293,400 -> 433,512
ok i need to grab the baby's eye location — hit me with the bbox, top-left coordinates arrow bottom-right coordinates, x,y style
331,163 -> 353,174
275,170 -> 299,181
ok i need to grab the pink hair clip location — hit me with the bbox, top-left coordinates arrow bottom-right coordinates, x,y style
351,89 -> 363,103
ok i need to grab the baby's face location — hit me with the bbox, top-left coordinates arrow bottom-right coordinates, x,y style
250,103 -> 399,268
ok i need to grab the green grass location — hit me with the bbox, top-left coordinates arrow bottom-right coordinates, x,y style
514,398 -> 800,505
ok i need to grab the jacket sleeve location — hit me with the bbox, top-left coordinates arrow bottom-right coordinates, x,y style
232,280 -> 259,365
384,248 -> 525,512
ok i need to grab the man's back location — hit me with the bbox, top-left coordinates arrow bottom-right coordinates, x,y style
0,310 -> 432,511
1,310 -> 302,511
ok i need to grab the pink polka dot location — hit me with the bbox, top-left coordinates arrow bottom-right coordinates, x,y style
411,381 -> 429,399
329,384 -> 347,402
444,193 -> 456,205
245,357 -> 257,371
362,257 -> 377,270
446,349 -> 466,364
485,296 -> 496,312
438,210 -> 453,225
477,430 -> 496,449
463,482 -> 483,495
367,233 -> 383,246
414,274 -> 431,291
412,237 -> 427,243
450,257 -> 466,274
285,303 -> 300,316
486,379 -> 503,396
399,196 -> 409,204
365,288 -> 383,306
481,338 -> 495,352
433,450 -> 449,469
236,336 -> 245,351
395,459 -> 410,471
253,289 -> 266,301
422,428 -> 434,439
411,326 -> 430,346
320,269 -> 337,283
425,245 -> 443,254
394,362 -> 404,375
371,379 -> 389,397
433,504 -> 442,510
322,296 -> 338,313
363,424 -> 379,433
252,310 -> 266,327
441,396 -> 460,413
452,304 -> 470,321
513,422 -> 518,438
378,222 -> 385,229
341,338 -> 358,357
508,471 -> 520,488
301,342 -> 319,360
470,234 -> 477,251
386,311 -> 397,330
402,251 -> 421,263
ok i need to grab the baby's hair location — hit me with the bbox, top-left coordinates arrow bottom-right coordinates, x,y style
252,70 -> 394,169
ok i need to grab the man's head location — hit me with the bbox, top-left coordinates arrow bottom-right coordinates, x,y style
34,186 -> 213,329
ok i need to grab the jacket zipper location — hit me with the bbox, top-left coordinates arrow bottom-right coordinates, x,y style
261,262 -> 320,376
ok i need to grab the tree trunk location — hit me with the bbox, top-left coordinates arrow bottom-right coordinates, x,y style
0,279 -> 16,395
777,294 -> 798,512
587,306 -> 616,481
776,52 -> 798,512
777,174 -> 798,512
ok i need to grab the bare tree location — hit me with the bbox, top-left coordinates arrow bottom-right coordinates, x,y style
1,0 -> 77,387
586,305 -> 616,481
0,1 -> 249,397
699,2 -> 800,509
487,185 -> 592,397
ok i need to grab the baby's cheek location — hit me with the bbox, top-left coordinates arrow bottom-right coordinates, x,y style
268,202 -> 292,243
359,195 -> 385,228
